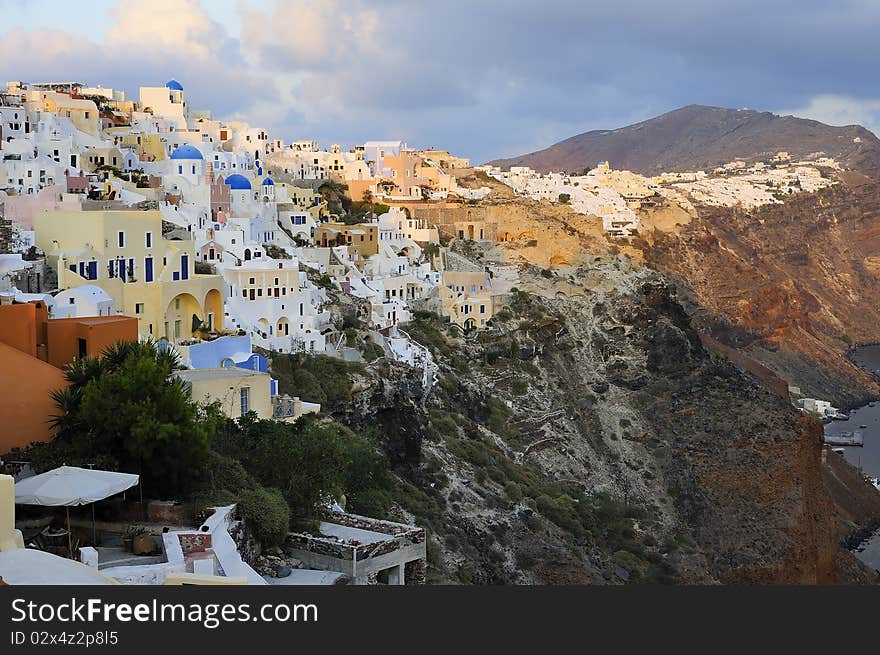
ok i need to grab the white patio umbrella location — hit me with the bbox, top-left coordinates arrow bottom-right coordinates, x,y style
14,466 -> 140,552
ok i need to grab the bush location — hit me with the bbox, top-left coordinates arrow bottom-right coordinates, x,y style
193,450 -> 257,498
504,482 -> 523,503
270,353 -> 364,407
238,487 -> 290,547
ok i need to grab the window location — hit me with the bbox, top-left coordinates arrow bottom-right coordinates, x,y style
240,387 -> 250,416
174,320 -> 181,338
480,305 -> 486,314
145,232 -> 152,248
77,338 -> 87,358
144,257 -> 153,282
118,231 -> 125,248
175,298 -> 180,310
135,303 -> 144,314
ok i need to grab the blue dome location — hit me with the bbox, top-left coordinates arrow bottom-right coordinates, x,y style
170,145 -> 203,160
261,177 -> 275,186
165,79 -> 184,91
224,174 -> 252,190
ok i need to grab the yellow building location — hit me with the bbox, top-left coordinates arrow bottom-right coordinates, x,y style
34,209 -> 224,341
174,367 -> 273,419
109,131 -> 167,162
439,271 -> 496,330
35,91 -> 100,137
315,222 -> 379,258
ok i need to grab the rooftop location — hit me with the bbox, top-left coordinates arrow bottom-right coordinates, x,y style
174,367 -> 265,382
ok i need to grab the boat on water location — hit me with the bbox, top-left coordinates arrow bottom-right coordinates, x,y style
824,431 -> 864,447
827,410 -> 850,420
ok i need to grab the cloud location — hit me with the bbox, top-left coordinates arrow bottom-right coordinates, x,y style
0,0 -> 277,121
779,95 -> 880,136
2,1 -> 880,162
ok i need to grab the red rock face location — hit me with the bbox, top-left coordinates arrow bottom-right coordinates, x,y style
645,179 -> 880,406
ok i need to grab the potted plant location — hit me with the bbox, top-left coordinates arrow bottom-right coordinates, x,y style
132,530 -> 156,556
122,525 -> 148,552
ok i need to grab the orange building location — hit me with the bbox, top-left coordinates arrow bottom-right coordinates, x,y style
0,342 -> 68,454
0,300 -> 138,453
0,300 -> 138,369
44,316 -> 138,369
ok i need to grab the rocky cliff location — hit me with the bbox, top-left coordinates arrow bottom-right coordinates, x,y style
644,177 -> 880,407
331,259 -> 876,583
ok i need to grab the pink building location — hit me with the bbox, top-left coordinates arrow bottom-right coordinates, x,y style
2,185 -> 81,230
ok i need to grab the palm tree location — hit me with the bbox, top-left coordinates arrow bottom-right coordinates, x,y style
62,355 -> 103,388
48,386 -> 85,440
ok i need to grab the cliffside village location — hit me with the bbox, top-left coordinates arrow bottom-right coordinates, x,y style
480,150 -> 838,236
0,78 -> 847,586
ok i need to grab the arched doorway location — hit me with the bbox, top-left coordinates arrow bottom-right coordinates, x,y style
204,288 -> 223,332
165,293 -> 202,340
244,248 -> 252,261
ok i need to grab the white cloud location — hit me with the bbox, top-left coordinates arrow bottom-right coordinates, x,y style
779,95 -> 880,136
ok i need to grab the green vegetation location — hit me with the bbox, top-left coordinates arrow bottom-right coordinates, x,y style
422,243 -> 440,260
405,311 -> 454,358
6,341 -> 396,543
270,353 -> 364,407
264,244 -> 292,259
558,193 -> 571,204
213,414 -> 393,530
194,261 -> 216,275
43,341 -> 213,497
237,487 -> 290,547
95,165 -> 152,188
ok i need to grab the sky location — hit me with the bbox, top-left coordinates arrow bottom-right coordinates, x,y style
1,0 -> 879,163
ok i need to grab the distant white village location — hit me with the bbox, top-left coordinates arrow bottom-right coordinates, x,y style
479,150 -> 839,236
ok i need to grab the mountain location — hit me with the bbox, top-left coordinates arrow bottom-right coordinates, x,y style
488,105 -> 880,176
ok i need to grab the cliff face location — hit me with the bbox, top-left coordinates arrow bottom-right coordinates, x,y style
644,178 -> 880,406
334,260 -> 864,584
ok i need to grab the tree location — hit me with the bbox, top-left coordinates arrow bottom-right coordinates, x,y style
212,414 -> 393,529
214,414 -> 347,530
558,193 -> 571,204
47,340 -> 213,497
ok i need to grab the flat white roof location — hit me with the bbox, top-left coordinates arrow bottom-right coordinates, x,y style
0,548 -> 117,585
319,521 -> 390,545
175,367 -> 264,382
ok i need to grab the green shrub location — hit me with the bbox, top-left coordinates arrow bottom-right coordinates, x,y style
429,410 -> 459,438
238,487 -> 290,547
504,482 -> 523,502
612,550 -> 650,579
